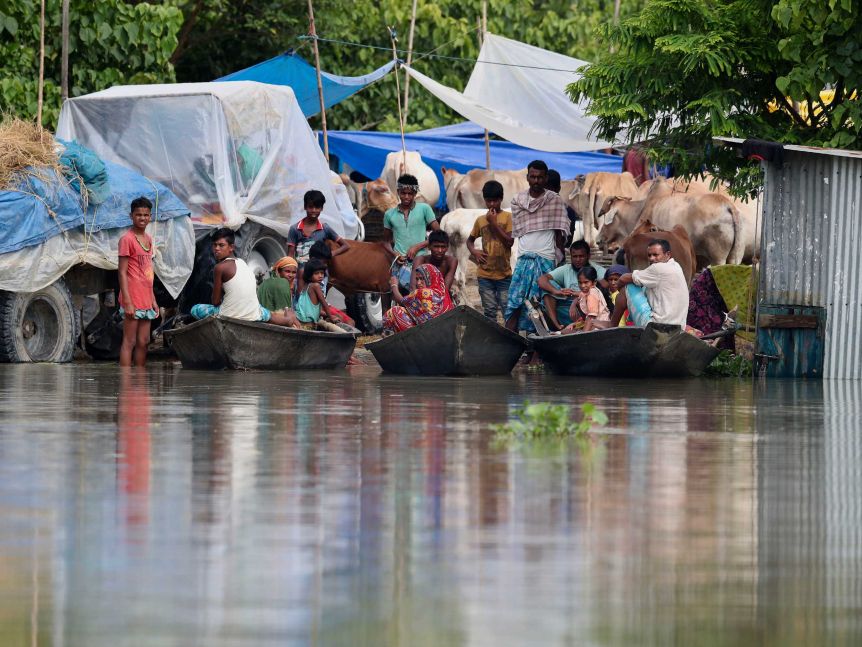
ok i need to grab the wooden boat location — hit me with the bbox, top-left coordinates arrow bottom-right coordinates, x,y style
165,316 -> 356,370
531,323 -> 720,378
365,305 -> 528,376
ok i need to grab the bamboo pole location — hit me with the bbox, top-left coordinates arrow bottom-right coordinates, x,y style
307,0 -> 329,161
480,1 -> 490,169
36,0 -> 46,128
61,0 -> 70,100
389,27 -> 408,170
402,0 -> 418,119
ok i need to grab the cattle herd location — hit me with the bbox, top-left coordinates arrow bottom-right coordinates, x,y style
337,152 -> 761,306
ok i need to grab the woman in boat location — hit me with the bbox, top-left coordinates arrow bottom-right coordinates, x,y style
257,256 -> 297,312
384,263 -> 454,334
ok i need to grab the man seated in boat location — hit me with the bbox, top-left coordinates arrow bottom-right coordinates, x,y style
411,229 -> 458,297
190,228 -> 299,328
610,238 -> 688,329
537,240 -> 606,331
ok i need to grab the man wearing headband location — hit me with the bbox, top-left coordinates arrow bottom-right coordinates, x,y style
382,173 -> 440,299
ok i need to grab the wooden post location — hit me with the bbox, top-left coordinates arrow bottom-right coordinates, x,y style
61,0 -> 70,100
402,0 -> 418,120
480,1 -> 491,169
36,0 -> 46,128
307,0 -> 329,161
389,27 -> 407,170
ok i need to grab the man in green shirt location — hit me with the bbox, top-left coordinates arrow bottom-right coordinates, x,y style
382,173 -> 440,294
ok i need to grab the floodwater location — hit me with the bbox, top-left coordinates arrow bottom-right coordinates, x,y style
1,363 -> 860,647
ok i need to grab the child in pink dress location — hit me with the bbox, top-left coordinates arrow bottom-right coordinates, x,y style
118,197 -> 158,367
563,266 -> 611,333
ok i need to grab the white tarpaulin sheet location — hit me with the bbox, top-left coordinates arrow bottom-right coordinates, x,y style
403,33 -> 611,153
57,82 -> 360,238
0,216 -> 195,296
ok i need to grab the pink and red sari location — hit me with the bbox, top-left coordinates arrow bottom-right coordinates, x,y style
384,264 -> 454,333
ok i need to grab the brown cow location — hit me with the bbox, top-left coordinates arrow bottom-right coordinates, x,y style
326,239 -> 395,295
621,219 -> 697,286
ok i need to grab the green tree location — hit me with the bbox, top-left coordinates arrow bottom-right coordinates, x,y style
0,0 -> 183,129
568,0 -> 862,194
170,0 -> 645,132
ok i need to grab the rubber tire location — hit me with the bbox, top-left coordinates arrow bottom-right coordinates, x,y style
235,223 -> 289,280
0,279 -> 79,363
344,293 -> 383,334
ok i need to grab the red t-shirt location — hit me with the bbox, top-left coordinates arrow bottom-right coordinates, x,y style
118,230 -> 155,311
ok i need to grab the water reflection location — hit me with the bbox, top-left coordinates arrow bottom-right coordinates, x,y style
0,365 -> 859,645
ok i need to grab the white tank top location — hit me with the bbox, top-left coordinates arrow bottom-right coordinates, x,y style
218,258 -> 261,320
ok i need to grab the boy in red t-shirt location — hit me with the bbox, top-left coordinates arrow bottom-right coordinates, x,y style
118,197 -> 158,367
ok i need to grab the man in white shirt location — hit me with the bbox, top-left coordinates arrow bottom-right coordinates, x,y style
611,238 -> 689,328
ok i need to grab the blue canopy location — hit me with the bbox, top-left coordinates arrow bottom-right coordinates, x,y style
0,159 -> 189,256
322,130 -> 622,208
416,121 -> 488,138
218,51 -> 396,118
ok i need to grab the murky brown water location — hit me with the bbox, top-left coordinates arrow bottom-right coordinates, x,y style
0,363 -> 860,646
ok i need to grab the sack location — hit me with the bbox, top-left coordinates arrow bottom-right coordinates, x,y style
392,261 -> 413,293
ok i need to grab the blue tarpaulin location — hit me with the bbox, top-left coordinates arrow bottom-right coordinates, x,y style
218,51 -> 396,118
321,129 -> 622,208
0,158 -> 189,256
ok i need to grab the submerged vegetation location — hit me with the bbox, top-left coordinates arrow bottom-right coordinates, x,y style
704,350 -> 753,378
492,401 -> 608,441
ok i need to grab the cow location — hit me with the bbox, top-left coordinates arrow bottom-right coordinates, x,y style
326,239 -> 395,296
441,167 -> 528,210
597,187 -> 745,268
382,151 -> 440,207
620,219 -> 697,286
567,171 -> 639,247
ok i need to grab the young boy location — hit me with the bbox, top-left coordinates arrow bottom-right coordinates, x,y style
466,180 -> 513,321
191,228 -> 298,328
118,196 -> 158,367
411,230 -> 458,296
287,190 -> 350,265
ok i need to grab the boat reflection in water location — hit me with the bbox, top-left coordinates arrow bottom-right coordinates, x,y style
0,364 -> 859,645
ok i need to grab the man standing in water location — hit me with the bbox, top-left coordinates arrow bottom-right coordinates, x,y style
504,160 -> 570,332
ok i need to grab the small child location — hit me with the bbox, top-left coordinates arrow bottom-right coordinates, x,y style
563,266 -> 611,333
287,190 -> 350,265
466,180 -> 514,321
295,258 -> 341,325
306,241 -> 356,327
118,196 -> 158,367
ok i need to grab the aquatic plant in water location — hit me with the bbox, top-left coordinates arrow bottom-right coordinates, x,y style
492,402 -> 608,441
704,350 -> 753,378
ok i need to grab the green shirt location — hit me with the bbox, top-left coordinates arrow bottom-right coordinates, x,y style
383,203 -> 437,255
548,261 -> 606,289
256,275 -> 293,311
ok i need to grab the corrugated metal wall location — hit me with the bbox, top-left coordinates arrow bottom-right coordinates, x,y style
760,150 -> 862,379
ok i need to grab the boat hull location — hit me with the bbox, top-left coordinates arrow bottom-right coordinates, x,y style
165,316 -> 356,370
531,323 -> 720,378
366,305 -> 528,376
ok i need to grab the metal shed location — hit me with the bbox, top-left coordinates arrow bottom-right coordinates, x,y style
718,139 -> 862,379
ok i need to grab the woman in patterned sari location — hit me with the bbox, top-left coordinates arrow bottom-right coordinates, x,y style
384,264 -> 454,333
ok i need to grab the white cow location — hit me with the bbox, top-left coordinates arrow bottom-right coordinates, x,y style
441,167 -> 529,210
382,151 -> 440,207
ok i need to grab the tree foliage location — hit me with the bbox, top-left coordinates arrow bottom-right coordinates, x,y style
169,0 -> 645,132
569,0 -> 862,194
0,0 -> 182,129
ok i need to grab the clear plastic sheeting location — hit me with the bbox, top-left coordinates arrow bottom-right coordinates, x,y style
403,33 -> 613,153
0,215 -> 195,297
56,82 -> 360,238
